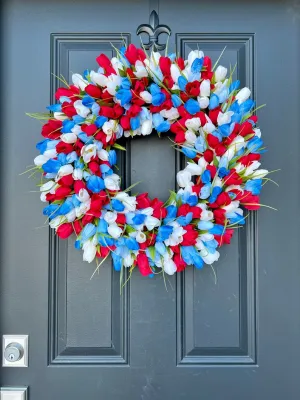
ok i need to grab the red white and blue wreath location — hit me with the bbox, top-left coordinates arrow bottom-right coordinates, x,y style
28,44 -> 271,278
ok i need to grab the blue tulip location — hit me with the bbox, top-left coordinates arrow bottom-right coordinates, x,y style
209,224 -> 225,235
184,99 -> 200,115
178,76 -> 187,91
200,184 -> 211,199
47,104 -> 61,112
156,120 -> 170,132
111,199 -> 125,212
156,225 -> 173,242
155,242 -> 166,255
130,116 -> 140,130
191,57 -> 203,74
195,136 -> 206,153
97,219 -> 108,233
245,179 -> 263,195
182,146 -> 197,158
95,116 -> 108,128
125,237 -> 139,251
209,94 -> 220,110
198,221 -> 214,231
116,88 -> 132,106
112,252 -> 122,271
61,120 -> 75,133
82,95 -> 95,107
132,213 -> 147,225
86,175 -> 105,193
42,159 -> 61,173
108,150 -> 117,166
201,170 -> 211,184
209,186 -> 222,203
171,94 -> 181,107
81,223 -> 97,242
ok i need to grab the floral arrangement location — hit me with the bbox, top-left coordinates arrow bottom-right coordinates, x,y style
29,44 -> 270,278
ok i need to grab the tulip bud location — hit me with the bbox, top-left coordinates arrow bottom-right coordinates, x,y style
177,170 -> 192,187
214,65 -> 227,82
235,87 -> 251,105
200,79 -> 211,97
140,91 -> 152,103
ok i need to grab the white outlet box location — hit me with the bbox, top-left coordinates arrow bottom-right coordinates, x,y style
2,335 -> 28,367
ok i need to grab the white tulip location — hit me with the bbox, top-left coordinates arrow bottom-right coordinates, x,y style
185,117 -> 201,131
185,131 -> 197,145
105,74 -> 122,96
177,170 -> 192,187
50,216 -> 66,229
188,50 -> 204,66
111,57 -> 123,72
134,61 -> 148,78
217,111 -> 234,126
235,87 -> 251,105
107,223 -> 123,239
140,91 -> 152,103
102,120 -> 116,142
65,209 -> 76,223
200,248 -> 220,264
43,149 -> 57,159
40,180 -> 56,192
185,162 -> 202,176
160,107 -> 179,121
104,211 -> 117,224
90,71 -> 108,87
254,128 -> 261,138
54,112 -> 68,121
72,73 -> 88,91
76,200 -> 91,217
76,188 -> 90,203
163,257 -> 177,275
164,223 -> 187,246
60,132 -> 77,144
57,164 -> 73,178
199,233 -> 214,242
73,168 -> 83,180
82,241 -> 97,263
170,64 -> 181,83
81,144 -> 97,163
73,100 -> 90,118
104,174 -> 120,191
34,154 -> 49,166
214,65 -> 227,82
115,192 -> 137,211
141,120 -> 153,136
252,169 -> 268,178
244,161 -> 261,176
98,149 -> 109,161
145,215 -> 161,231
198,96 -> 209,109
200,79 -> 211,97
136,231 -> 147,243
123,253 -> 135,268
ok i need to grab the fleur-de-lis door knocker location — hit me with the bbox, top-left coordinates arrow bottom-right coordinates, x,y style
136,10 -> 171,51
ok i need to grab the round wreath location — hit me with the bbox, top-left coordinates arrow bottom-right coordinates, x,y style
31,44 -> 268,277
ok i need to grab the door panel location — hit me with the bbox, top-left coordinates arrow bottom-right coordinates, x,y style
1,0 -> 299,399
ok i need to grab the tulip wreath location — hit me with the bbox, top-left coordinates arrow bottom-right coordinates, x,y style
29,44 -> 270,278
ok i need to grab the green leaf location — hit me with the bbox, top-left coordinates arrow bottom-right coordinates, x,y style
113,143 -> 127,151
125,225 -> 136,234
148,246 -> 156,261
124,181 -> 142,193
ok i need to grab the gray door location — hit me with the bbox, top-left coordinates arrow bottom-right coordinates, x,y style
1,0 -> 299,399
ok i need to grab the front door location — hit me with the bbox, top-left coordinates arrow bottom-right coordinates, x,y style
1,0 -> 299,399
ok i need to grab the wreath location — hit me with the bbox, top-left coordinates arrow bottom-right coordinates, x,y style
29,44 -> 269,278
